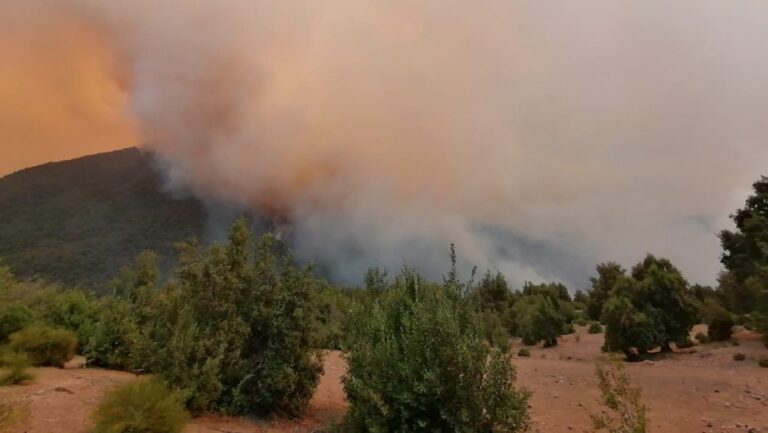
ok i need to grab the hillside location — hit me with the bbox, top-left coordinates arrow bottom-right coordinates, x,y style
0,148 -> 207,289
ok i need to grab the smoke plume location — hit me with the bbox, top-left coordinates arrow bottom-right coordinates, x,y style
3,0 -> 768,286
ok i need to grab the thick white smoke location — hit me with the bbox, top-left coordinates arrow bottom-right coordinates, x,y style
6,0 -> 768,286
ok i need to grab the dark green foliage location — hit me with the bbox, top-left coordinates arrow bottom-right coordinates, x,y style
136,220 -> 322,416
601,255 -> 697,360
0,148 -> 207,289
700,300 -> 734,342
718,176 -> 768,337
588,262 -> 626,320
0,304 -> 32,342
0,349 -> 34,386
91,378 -> 189,433
469,271 -> 517,347
733,353 -> 746,361
342,268 -> 530,433
759,358 -> 768,368
516,348 -> 530,357
512,293 -> 564,347
694,332 -> 710,344
8,326 -> 77,367
38,289 -> 100,347
562,322 -> 575,335
589,322 -> 604,334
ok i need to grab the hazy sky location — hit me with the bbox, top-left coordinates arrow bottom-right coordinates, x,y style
2,0 -> 768,287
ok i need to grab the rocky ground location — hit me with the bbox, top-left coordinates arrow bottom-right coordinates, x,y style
1,326 -> 766,433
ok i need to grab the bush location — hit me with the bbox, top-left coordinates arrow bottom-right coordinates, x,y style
695,332 -> 710,344
703,301 -> 735,342
8,326 -> 77,367
733,353 -> 746,361
512,294 -> 564,347
0,304 -> 33,342
562,322 -> 576,335
517,348 -> 531,357
589,322 -> 604,334
91,378 -> 189,433
342,268 -> 530,433
136,221 -> 322,416
575,317 -> 589,327
759,358 -> 768,368
675,339 -> 694,349
85,298 -> 141,370
0,349 -> 34,386
591,356 -> 648,433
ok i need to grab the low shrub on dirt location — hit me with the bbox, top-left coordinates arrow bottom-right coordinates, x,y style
8,326 -> 77,367
91,378 -> 189,433
733,353 -> 746,361
0,349 -> 34,386
675,339 -> 694,349
562,323 -> 576,335
342,268 -> 530,433
759,358 -> 768,368
588,322 -> 604,334
517,348 -> 531,357
694,332 -> 709,344
705,305 -> 735,342
0,401 -> 29,432
592,356 -> 648,433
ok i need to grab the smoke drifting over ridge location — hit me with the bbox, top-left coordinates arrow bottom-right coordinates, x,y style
3,1 -> 768,287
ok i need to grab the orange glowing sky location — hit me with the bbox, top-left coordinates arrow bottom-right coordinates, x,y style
0,4 -> 138,177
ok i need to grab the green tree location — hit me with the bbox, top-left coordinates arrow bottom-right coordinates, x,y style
601,255 -> 697,359
587,262 -> 625,321
718,176 -> 768,316
343,268 -> 530,433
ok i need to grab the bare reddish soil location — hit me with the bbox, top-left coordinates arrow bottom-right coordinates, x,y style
1,326 -> 766,433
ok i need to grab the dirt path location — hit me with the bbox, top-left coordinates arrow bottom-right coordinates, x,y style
1,327 -> 766,433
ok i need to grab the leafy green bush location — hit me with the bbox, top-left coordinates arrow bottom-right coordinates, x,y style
0,304 -> 33,342
575,317 -> 589,327
701,299 -> 735,342
0,349 -> 34,386
694,332 -> 710,344
512,294 -> 564,347
91,378 -> 189,433
136,221 -> 322,416
342,268 -> 530,433
733,353 -> 746,361
517,348 -> 531,357
40,289 -> 100,347
589,322 -> 604,334
8,326 -> 77,367
759,358 -> 768,368
85,298 -> 141,370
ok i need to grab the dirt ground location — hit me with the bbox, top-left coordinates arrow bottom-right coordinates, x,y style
1,326 -> 766,433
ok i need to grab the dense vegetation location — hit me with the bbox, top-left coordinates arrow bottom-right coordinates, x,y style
718,176 -> 768,335
1,170 -> 768,429
342,267 -> 530,433
0,148 -> 207,289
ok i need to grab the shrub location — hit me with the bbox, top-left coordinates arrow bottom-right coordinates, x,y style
759,358 -> 768,368
575,317 -> 589,327
591,356 -> 648,433
0,304 -> 33,343
8,326 -> 77,367
562,322 -> 576,335
512,294 -> 564,347
517,348 -> 531,357
85,298 -> 141,370
0,401 -> 28,432
342,268 -> 530,433
733,353 -> 746,361
675,339 -> 694,349
91,378 -> 189,433
40,290 -> 100,346
703,302 -> 735,342
0,349 -> 34,386
695,332 -> 710,344
589,322 -> 604,334
136,221 -> 322,416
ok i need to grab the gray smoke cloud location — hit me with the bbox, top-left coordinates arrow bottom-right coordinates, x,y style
11,0 -> 768,287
